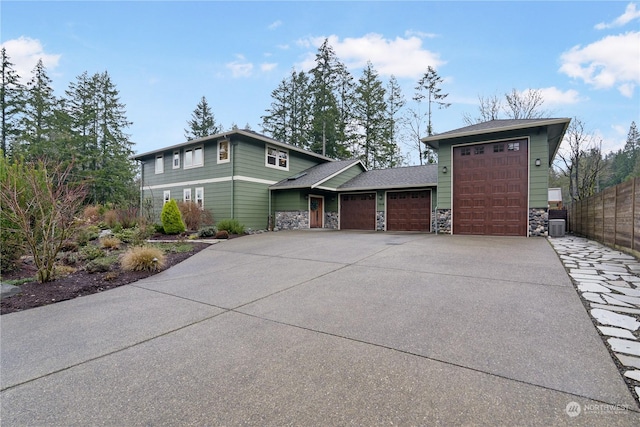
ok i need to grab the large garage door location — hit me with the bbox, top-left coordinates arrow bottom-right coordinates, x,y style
387,191 -> 431,231
453,139 -> 528,236
340,193 -> 376,230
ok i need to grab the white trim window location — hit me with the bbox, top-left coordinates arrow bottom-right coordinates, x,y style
173,151 -> 180,169
155,155 -> 164,174
195,187 -> 204,209
184,146 -> 204,169
183,188 -> 192,203
266,145 -> 288,170
163,190 -> 171,205
218,140 -> 230,164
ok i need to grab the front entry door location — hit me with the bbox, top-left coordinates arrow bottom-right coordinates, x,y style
310,196 -> 323,228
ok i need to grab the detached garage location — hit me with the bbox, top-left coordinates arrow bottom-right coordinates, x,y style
422,118 -> 571,237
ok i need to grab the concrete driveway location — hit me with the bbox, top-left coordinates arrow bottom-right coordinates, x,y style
1,231 -> 639,426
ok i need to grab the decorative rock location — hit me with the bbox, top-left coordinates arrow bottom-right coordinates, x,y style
577,282 -> 611,293
597,326 -> 637,339
608,338 -> 640,356
607,293 -> 640,307
591,309 -> 640,330
615,353 -> 640,369
591,303 -> 640,315
624,370 -> 640,381
0,283 -> 22,298
582,292 -> 605,304
602,295 -> 635,307
604,285 -> 640,297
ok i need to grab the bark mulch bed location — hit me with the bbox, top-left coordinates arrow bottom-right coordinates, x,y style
1,241 -> 211,315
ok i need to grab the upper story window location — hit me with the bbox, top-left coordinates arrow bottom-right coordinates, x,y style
155,155 -> 164,174
184,146 -> 203,169
218,140 -> 230,164
266,145 -> 288,170
173,151 -> 180,169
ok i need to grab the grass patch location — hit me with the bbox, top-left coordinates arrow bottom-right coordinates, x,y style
151,242 -> 197,254
2,277 -> 37,286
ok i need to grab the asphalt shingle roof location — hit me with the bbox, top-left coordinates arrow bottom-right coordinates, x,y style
339,164 -> 438,191
270,159 -> 362,189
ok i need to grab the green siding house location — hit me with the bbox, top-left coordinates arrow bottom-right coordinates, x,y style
134,129 -> 438,232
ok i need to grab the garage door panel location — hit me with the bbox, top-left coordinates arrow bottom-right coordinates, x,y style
387,191 -> 431,232
341,193 -> 376,230
453,139 -> 528,236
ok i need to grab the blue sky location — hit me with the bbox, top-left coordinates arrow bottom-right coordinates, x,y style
2,1 -> 639,164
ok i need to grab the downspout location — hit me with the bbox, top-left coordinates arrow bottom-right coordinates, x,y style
230,138 -> 235,219
139,160 -> 144,215
268,188 -> 272,231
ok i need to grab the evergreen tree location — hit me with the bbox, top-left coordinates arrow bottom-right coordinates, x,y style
309,39 -> 349,159
184,96 -> 220,140
261,69 -> 311,148
385,75 -> 405,167
353,62 -> 389,169
65,71 -> 136,204
0,48 -> 24,158
413,66 -> 450,163
334,61 -> 357,157
19,59 -> 57,160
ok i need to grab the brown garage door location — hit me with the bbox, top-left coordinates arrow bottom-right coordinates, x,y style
340,193 -> 376,230
453,139 -> 528,236
387,191 -> 431,231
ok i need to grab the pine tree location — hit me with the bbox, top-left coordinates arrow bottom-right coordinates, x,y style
353,62 -> 389,169
65,71 -> 135,204
414,66 -> 450,163
261,69 -> 311,148
309,39 -> 349,159
19,59 -> 57,160
184,96 -> 220,140
0,48 -> 24,158
385,75 -> 405,168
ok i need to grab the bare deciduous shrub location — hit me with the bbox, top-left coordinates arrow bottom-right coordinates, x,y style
82,205 -> 101,224
120,246 -> 166,272
178,201 -> 214,231
0,159 -> 86,282
104,209 -> 118,228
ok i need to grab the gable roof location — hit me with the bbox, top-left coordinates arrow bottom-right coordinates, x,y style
132,129 -> 332,162
421,118 -> 570,165
339,164 -> 438,191
270,159 -> 364,190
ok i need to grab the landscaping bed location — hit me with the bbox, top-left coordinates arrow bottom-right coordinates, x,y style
1,240 -> 210,315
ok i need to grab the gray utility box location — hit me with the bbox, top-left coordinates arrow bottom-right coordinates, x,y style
549,219 -> 566,237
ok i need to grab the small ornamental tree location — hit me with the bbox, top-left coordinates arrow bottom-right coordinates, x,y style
160,199 -> 185,234
0,157 -> 87,282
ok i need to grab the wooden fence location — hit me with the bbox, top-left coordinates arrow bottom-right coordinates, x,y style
567,177 -> 640,257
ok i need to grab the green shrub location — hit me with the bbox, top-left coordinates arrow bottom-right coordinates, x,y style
216,218 -> 245,235
0,214 -> 24,272
161,199 -> 186,235
120,246 -> 166,272
154,223 -> 165,234
85,258 -> 112,273
80,244 -> 104,261
198,226 -> 217,238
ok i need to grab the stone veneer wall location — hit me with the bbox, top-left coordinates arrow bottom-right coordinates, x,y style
275,211 -> 309,230
325,212 -> 338,229
376,211 -> 385,231
275,210 -> 340,230
435,209 -> 452,234
529,208 -> 548,237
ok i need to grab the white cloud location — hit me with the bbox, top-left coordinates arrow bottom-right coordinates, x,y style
225,54 -> 253,78
268,20 -> 282,30
595,3 -> 640,29
1,36 -> 61,83
404,30 -> 439,39
559,31 -> 640,97
537,87 -> 584,105
261,62 -> 277,72
296,33 -> 444,79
